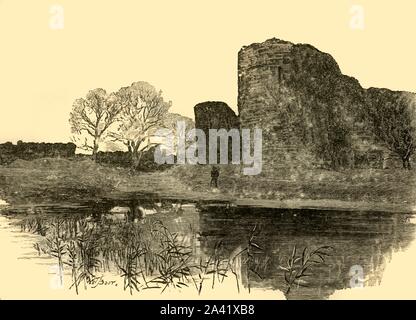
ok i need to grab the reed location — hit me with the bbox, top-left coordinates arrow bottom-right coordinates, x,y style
76,222 -> 102,289
115,223 -> 147,294
45,232 -> 66,285
65,240 -> 80,294
23,214 -> 255,296
33,242 -> 42,256
280,245 -> 334,295
147,220 -> 195,292
22,216 -> 49,236
194,241 -> 230,294
228,224 -> 264,293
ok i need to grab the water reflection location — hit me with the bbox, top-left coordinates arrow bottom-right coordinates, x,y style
1,198 -> 415,299
198,206 -> 416,299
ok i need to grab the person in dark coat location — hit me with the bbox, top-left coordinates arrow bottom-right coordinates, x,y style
210,166 -> 220,188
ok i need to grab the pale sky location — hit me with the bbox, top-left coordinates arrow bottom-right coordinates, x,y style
1,0 -> 416,143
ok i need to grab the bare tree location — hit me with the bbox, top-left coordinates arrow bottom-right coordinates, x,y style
69,88 -> 121,159
160,112 -> 195,149
366,88 -> 416,170
109,82 -> 171,169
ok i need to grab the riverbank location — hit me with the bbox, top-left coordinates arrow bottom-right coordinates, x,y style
0,158 -> 415,213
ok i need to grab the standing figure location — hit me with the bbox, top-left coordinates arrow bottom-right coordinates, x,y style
210,166 -> 220,188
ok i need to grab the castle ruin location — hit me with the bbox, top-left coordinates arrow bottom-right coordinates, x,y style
195,38 -> 413,173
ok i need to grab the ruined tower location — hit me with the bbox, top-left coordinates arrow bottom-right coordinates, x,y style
238,38 -> 313,173
237,38 -> 392,172
194,101 -> 239,162
238,38 -> 293,125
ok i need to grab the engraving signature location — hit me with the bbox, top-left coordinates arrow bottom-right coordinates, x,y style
86,275 -> 118,289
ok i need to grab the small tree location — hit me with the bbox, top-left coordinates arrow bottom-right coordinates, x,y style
69,88 -> 121,159
160,112 -> 195,150
109,82 -> 171,169
366,88 -> 416,170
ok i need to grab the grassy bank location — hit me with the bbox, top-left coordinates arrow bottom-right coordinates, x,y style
0,158 -> 216,204
0,158 -> 121,203
168,164 -> 416,206
0,158 -> 415,210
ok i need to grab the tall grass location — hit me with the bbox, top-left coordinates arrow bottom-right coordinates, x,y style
194,241 -> 230,294
228,224 -> 264,293
148,221 -> 196,292
76,221 -> 102,289
23,215 -> 267,295
115,223 -> 147,294
19,213 -> 332,297
65,240 -> 80,294
280,245 -> 334,295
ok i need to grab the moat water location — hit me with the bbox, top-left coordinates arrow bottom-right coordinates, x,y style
0,195 -> 415,299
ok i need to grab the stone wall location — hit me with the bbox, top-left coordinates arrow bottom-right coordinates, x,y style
192,38 -> 413,173
194,101 -> 239,162
238,39 -> 310,173
237,38 -> 407,173
0,141 -> 76,165
95,148 -> 172,171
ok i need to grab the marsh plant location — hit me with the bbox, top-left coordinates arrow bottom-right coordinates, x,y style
22,216 -> 269,295
65,240 -> 80,294
76,221 -> 102,289
44,221 -> 68,285
193,224 -> 267,294
147,221 -> 196,292
194,241 -> 230,294
17,214 -> 333,297
280,245 -> 334,295
230,224 -> 265,293
22,216 -> 48,236
115,223 -> 147,294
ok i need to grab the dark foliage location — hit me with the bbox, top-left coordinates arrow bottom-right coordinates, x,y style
0,141 -> 76,165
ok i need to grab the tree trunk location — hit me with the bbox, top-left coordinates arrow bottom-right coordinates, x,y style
130,151 -> 142,170
129,140 -> 145,170
91,139 -> 99,161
